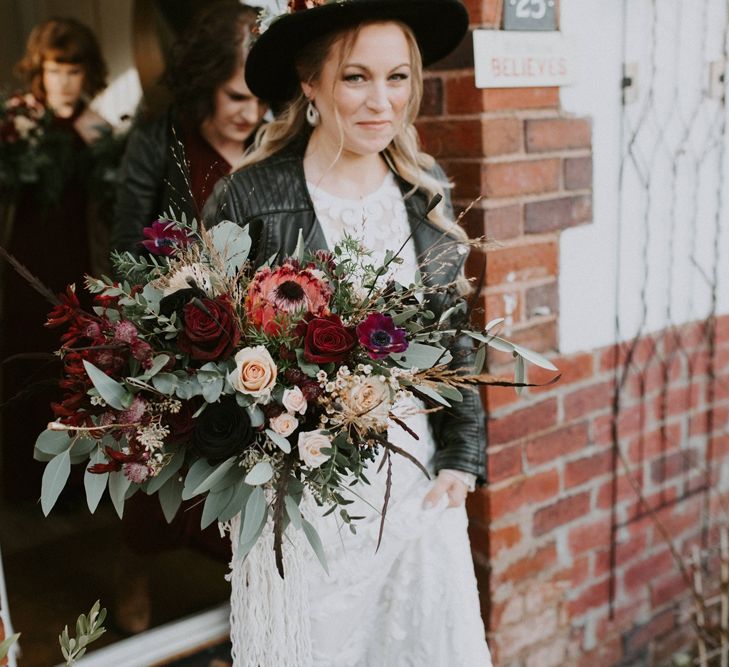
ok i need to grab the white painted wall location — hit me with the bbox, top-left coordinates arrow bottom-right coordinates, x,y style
558,0 -> 729,353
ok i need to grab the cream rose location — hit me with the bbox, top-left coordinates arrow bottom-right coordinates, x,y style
282,386 -> 308,415
270,412 -> 298,437
229,346 -> 277,399
297,430 -> 332,469
344,376 -> 391,424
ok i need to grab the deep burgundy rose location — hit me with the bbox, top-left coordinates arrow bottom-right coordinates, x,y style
165,399 -> 200,445
178,296 -> 240,361
193,396 -> 254,463
303,314 -> 355,363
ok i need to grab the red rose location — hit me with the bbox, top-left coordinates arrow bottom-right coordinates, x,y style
303,315 -> 355,364
178,296 -> 240,361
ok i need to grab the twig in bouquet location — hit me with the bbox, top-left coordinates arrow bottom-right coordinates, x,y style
272,456 -> 295,578
389,415 -> 420,441
432,259 -> 486,368
381,438 -> 430,480
361,194 -> 443,304
376,449 -> 392,553
0,243 -> 60,305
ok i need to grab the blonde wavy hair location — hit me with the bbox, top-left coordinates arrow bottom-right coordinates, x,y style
239,20 -> 466,240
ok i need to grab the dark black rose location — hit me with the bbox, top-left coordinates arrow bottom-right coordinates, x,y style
159,287 -> 207,318
193,396 -> 254,463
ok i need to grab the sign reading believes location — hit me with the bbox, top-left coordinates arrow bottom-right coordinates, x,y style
473,31 -> 576,89
503,0 -> 557,32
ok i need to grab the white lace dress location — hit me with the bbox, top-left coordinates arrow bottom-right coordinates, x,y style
304,173 -> 493,667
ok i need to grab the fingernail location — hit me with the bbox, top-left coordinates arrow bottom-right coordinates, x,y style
423,501 -> 433,510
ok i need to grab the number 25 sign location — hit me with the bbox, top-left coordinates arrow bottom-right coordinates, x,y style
504,0 -> 557,31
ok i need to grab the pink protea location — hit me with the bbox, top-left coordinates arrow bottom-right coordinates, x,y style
245,263 -> 332,335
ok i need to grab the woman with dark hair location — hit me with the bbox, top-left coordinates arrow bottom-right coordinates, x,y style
207,1 -> 492,664
110,0 -> 267,254
109,1 -> 266,636
1,17 -> 109,502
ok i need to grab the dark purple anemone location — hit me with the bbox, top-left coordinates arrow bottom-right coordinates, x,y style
356,313 -> 408,360
141,219 -> 191,256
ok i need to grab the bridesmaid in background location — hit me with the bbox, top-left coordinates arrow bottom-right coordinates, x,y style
110,1 -> 267,635
1,17 -> 109,502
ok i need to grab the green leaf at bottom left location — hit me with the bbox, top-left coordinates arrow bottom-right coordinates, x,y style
41,449 -> 71,516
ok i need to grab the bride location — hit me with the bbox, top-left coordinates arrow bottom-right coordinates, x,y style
208,1 -> 492,664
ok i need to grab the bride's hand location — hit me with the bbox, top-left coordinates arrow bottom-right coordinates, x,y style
422,470 -> 469,509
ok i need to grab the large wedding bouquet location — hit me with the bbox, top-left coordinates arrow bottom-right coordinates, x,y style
34,216 -> 556,573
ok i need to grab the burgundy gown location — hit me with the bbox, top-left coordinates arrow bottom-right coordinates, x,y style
122,125 -> 232,562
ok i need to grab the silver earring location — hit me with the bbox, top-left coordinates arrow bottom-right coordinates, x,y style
306,100 -> 320,127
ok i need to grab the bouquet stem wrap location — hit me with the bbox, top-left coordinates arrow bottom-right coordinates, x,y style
228,509 -> 313,667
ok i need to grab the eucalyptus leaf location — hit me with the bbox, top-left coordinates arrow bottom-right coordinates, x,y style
159,474 -> 184,523
284,495 -> 302,530
84,448 -> 108,512
201,485 -> 236,529
109,471 -> 132,518
191,455 -> 239,495
238,486 -> 267,558
83,360 -> 129,410
391,308 -> 419,325
514,354 -> 526,396
436,383 -> 463,402
512,343 -> 558,371
473,344 -> 486,375
295,348 -> 320,377
146,450 -> 185,494
152,372 -> 178,395
302,518 -> 329,574
238,506 -> 268,560
415,384 -> 451,407
209,220 -> 251,276
485,317 -> 505,331
141,354 -> 170,380
219,481 -> 253,522
70,437 -> 97,464
265,428 -> 292,453
142,284 -> 163,312
182,458 -> 217,500
245,460 -> 274,486
247,405 -> 265,428
393,342 -> 451,369
35,429 -> 71,456
41,449 -> 71,516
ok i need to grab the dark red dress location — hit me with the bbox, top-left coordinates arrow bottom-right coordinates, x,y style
122,125 -> 232,562
1,105 -> 92,501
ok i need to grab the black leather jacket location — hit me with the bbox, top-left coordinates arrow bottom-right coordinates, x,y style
111,111 -> 196,255
206,136 -> 487,484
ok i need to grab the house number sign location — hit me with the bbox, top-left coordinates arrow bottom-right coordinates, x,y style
504,0 -> 557,31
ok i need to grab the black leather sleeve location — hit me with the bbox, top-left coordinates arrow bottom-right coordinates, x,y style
110,116 -> 168,254
430,165 -> 488,485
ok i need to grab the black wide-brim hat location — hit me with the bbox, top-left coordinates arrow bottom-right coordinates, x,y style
246,0 -> 469,105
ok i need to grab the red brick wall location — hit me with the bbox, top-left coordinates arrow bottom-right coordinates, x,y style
418,1 -> 729,665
